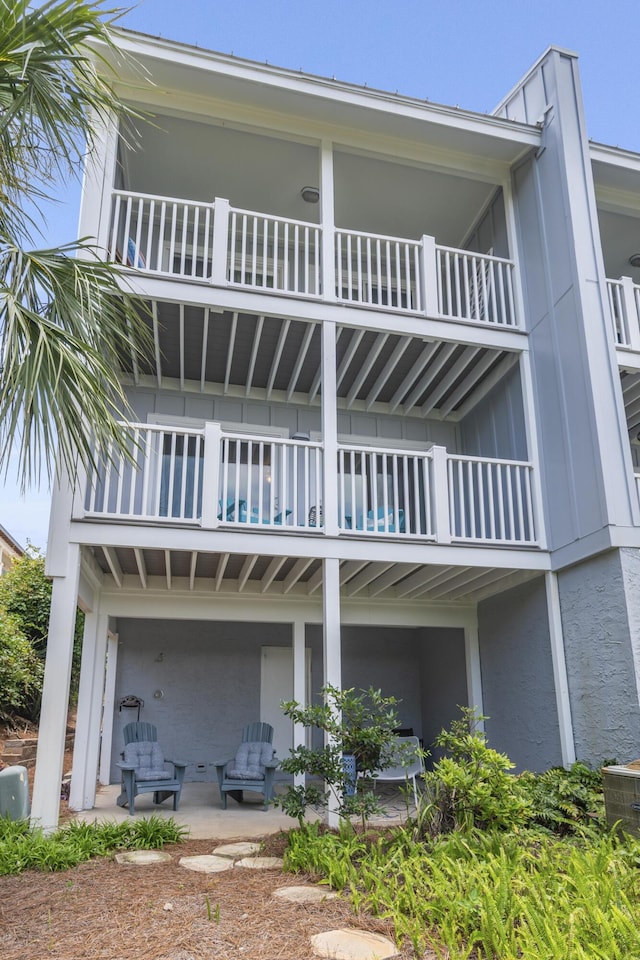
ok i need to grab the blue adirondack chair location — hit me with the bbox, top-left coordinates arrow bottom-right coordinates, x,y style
116,722 -> 187,815
214,722 -> 279,810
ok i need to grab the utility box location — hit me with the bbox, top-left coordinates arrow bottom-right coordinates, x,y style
0,765 -> 30,820
602,765 -> 640,836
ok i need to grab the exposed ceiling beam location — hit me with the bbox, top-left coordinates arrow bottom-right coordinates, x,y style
365,336 -> 411,410
346,333 -> 389,408
245,315 -> 264,396
439,348 -> 498,418
200,307 -> 210,391
389,340 -> 437,412
133,547 -> 147,589
165,549 -> 172,590
287,322 -> 316,401
339,559 -> 369,585
179,303 -> 185,390
366,562 -> 422,597
102,546 -> 123,588
458,569 -> 538,603
345,562 -> 395,597
454,352 -> 518,419
238,554 -> 258,591
419,566 -> 498,600
189,551 -> 198,590
215,552 -> 230,591
421,346 -> 480,416
261,556 -> 287,592
404,565 -> 474,599
403,342 -> 457,413
337,328 -> 366,390
152,301 -> 162,388
394,564 -> 454,598
223,311 -> 238,394
266,319 -> 291,399
283,557 -> 315,594
306,565 -> 324,595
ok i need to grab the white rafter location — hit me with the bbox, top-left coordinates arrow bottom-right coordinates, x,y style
179,303 -> 185,390
367,563 -> 422,597
389,340 -> 437,412
345,562 -> 395,597
102,546 -> 123,588
266,319 -> 291,399
165,550 -> 172,590
223,312 -> 238,394
245,315 -> 264,396
189,551 -> 198,590
421,346 -> 480,416
339,559 -> 370,585
152,301 -> 162,387
215,553 -> 230,591
133,548 -> 147,589
439,348 -> 499,418
403,342 -> 457,413
365,336 -> 411,410
238,554 -> 258,591
261,556 -> 287,592
283,557 -> 315,594
200,308 -> 210,391
287,322 -> 316,401
346,333 -> 389,408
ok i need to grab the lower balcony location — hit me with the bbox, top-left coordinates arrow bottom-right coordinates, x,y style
80,423 -> 539,548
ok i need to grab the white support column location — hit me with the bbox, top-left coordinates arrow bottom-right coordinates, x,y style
322,320 -> 339,536
464,616 -> 484,731
201,421 -> 222,528
320,140 -> 336,302
323,557 -> 341,828
78,111 -> 119,252
31,543 -> 82,832
69,612 -> 109,811
99,631 -> 119,786
292,619 -> 306,788
545,571 -> 576,766
421,235 -> 439,318
430,446 -> 452,544
211,197 -> 230,286
518,352 -> 548,550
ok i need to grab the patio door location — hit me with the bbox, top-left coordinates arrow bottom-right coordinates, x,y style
260,646 -> 311,761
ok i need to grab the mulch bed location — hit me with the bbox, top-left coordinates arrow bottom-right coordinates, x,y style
0,836 -> 425,960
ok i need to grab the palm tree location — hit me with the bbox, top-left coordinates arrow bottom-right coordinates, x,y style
0,0 -> 150,488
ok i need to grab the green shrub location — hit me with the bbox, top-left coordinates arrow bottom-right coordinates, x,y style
520,761 -> 606,836
0,609 -> 43,716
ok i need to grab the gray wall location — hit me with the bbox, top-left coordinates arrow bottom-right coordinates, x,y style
464,189 -> 509,260
419,627 -> 468,758
110,618 -> 292,783
558,549 -> 640,764
478,576 -> 563,772
459,364 -> 527,461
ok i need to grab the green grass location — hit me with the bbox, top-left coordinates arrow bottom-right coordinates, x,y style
0,815 -> 188,875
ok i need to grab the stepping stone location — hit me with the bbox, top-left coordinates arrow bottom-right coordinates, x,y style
310,928 -> 398,959
274,885 -> 339,903
179,854 -> 234,874
114,850 -> 172,865
235,856 -> 284,869
213,841 -> 261,859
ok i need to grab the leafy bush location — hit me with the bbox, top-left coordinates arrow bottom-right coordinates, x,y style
0,610 -> 43,716
0,815 -> 188,875
417,708 -> 531,836
520,761 -> 606,835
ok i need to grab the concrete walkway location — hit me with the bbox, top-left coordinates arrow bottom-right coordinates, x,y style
72,781 -> 414,839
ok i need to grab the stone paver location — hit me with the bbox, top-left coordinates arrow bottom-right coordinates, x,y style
212,841 -> 261,859
114,850 -> 173,865
235,855 -> 284,869
179,854 -> 234,873
310,928 -> 398,960
274,885 -> 339,903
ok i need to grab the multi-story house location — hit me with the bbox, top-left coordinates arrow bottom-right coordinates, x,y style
30,32 -> 640,830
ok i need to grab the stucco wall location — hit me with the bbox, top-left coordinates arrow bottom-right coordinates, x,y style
418,627 -> 468,758
478,576 -> 563,772
558,550 -> 640,764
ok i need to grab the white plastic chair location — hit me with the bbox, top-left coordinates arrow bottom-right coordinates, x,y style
375,735 -> 424,806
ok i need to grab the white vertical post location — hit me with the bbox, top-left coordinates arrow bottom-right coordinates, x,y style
71,460 -> 88,520
320,140 -> 336,302
292,619 -> 306,788
518,352 -> 547,549
323,557 -> 342,828
201,422 -> 222,528
545,571 -> 576,766
99,631 -> 119,785
421,235 -> 439,318
31,543 -> 82,832
430,445 -> 452,544
69,612 -> 109,811
464,616 -> 484,731
621,276 -> 640,351
78,112 -> 119,254
322,320 -> 339,536
210,197 -> 230,286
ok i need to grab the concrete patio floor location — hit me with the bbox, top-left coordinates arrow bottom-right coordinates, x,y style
72,782 -> 415,840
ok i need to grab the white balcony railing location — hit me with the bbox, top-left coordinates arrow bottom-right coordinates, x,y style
108,191 -> 521,328
82,424 -> 538,548
606,277 -> 640,349
436,246 -> 517,327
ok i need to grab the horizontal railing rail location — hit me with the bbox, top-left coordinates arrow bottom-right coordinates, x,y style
108,190 -> 524,327
335,229 -> 424,313
228,207 -> 322,297
436,245 -> 517,327
447,453 -> 536,545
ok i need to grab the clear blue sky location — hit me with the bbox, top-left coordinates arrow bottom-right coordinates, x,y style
2,0 -> 638,550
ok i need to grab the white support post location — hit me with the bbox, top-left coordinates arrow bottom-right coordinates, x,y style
201,421 -> 222,528
31,544 -> 81,832
210,197 -> 230,286
78,111 -> 119,254
320,141 -> 336,302
322,320 -> 339,536
518,352 -> 548,549
545,571 -> 576,767
621,277 -> 640,351
421,235 -> 439,318
99,631 -> 119,785
69,612 -> 109,811
323,557 -> 342,828
430,445 -> 452,544
464,617 -> 484,731
71,460 -> 88,521
292,620 -> 306,788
